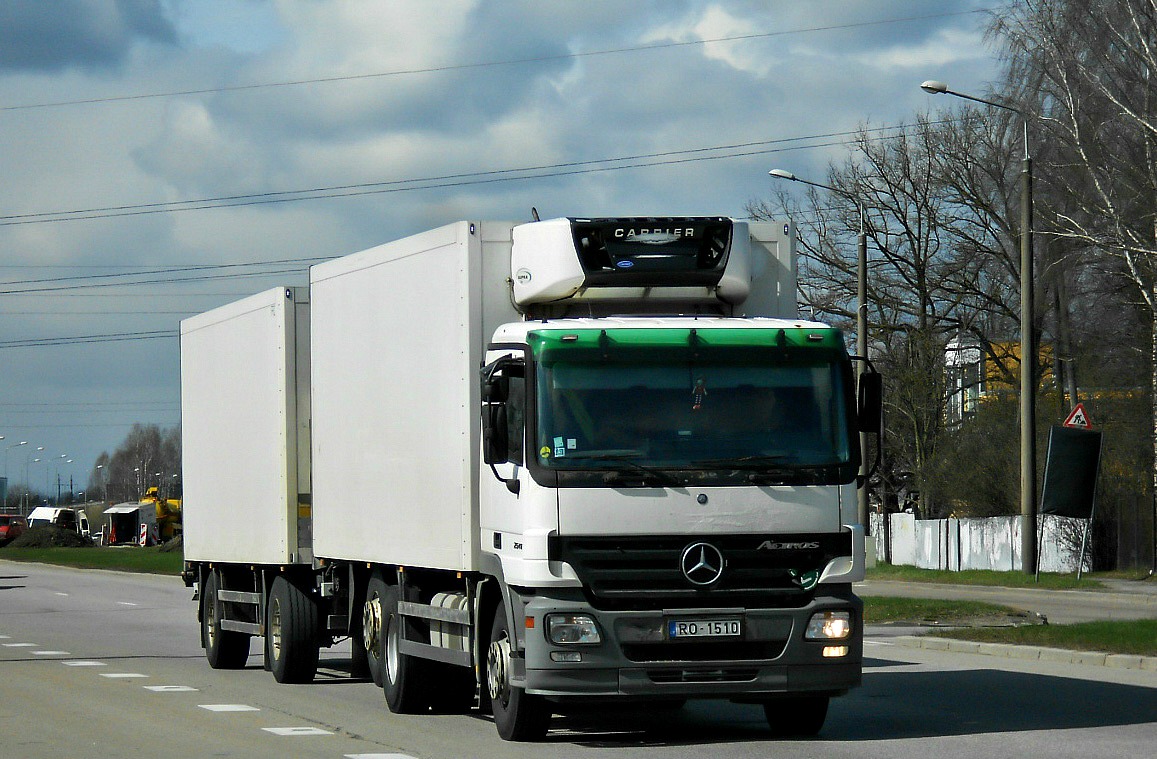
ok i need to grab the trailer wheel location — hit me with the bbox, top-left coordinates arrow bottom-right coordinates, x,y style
202,570 -> 250,669
267,575 -> 320,684
487,605 -> 549,741
381,585 -> 431,713
362,573 -> 388,687
763,696 -> 829,737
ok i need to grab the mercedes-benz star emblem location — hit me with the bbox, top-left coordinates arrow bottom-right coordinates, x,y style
680,542 -> 725,586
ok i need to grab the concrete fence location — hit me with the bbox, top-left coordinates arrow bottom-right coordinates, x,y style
870,512 -> 1090,573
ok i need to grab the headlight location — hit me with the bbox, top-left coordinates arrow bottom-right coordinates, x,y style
805,610 -> 852,640
546,613 -> 601,644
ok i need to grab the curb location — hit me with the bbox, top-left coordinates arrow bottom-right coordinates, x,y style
889,635 -> 1157,672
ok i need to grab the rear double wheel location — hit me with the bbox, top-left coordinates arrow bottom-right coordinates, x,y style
381,585 -> 432,713
266,575 -> 320,684
202,570 -> 250,669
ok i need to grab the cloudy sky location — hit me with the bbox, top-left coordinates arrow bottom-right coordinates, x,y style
0,0 -> 999,497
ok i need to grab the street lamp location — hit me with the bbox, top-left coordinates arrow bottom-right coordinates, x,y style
922,79 -> 1037,574
96,464 -> 109,503
769,168 -> 870,530
5,440 -> 28,484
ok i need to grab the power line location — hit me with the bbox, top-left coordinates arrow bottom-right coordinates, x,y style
1,124 -> 946,228
0,330 -> 177,349
0,10 -> 989,112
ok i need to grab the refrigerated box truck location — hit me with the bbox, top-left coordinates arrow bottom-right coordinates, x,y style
180,217 -> 880,741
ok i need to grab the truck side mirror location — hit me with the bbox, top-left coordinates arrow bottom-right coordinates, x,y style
481,356 -> 525,493
483,404 -> 509,465
857,371 -> 882,434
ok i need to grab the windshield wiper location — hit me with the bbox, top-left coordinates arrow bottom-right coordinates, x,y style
565,451 -> 680,487
692,454 -> 796,468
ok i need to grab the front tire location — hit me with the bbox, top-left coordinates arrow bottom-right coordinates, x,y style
764,696 -> 829,736
487,604 -> 549,741
267,575 -> 320,683
202,570 -> 250,669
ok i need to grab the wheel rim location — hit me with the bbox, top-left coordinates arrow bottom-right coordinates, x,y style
205,586 -> 218,647
385,614 -> 400,683
487,632 -> 511,704
363,593 -> 382,658
269,598 -> 283,660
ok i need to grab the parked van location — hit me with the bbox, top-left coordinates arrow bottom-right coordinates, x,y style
27,507 -> 90,538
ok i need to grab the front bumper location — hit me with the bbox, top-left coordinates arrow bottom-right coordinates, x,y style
515,586 -> 862,699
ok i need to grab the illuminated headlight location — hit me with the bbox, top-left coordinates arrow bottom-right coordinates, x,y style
546,614 -> 601,644
805,610 -> 852,641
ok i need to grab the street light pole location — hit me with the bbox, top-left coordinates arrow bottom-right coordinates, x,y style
922,80 -> 1037,574
769,169 -> 871,530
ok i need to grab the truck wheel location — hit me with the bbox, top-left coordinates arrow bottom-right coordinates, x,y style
763,696 -> 829,736
362,573 -> 388,687
487,605 -> 549,741
267,575 -> 320,684
202,571 -> 250,669
382,585 -> 431,713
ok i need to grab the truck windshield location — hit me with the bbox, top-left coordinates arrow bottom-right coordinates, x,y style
529,328 -> 857,482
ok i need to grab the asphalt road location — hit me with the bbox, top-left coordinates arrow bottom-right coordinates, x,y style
2,560 -> 1155,759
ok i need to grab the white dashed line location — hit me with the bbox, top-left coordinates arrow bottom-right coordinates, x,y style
199,704 -> 260,712
55,592 -> 69,597
3,643 -> 37,647
346,755 -> 421,759
101,673 -> 149,679
118,602 -> 138,606
263,727 -> 332,736
144,685 -> 198,692
33,650 -> 70,656
64,661 -> 107,667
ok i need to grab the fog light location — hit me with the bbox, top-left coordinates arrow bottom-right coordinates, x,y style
546,613 -> 601,644
823,645 -> 850,658
551,651 -> 583,663
806,610 -> 852,640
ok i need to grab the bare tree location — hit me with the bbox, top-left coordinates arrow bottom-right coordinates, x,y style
991,0 -> 1157,565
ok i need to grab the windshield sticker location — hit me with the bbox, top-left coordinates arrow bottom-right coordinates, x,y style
540,445 -> 551,460
553,436 -> 567,458
567,438 -> 578,450
692,378 -> 708,411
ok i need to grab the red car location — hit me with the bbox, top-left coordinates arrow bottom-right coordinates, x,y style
0,514 -> 28,545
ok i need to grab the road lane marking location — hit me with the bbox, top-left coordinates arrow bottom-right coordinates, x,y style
64,661 -> 107,667
145,685 -> 198,692
33,650 -> 70,656
101,673 -> 149,679
3,643 -> 37,647
118,602 -> 138,606
199,704 -> 260,712
262,727 -> 332,736
346,755 -> 421,758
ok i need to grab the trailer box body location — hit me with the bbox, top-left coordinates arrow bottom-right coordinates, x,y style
180,286 -> 311,565
309,221 -> 519,570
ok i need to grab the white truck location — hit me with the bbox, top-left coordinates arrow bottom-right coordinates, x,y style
180,217 -> 880,741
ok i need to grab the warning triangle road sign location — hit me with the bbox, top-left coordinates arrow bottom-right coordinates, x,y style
1063,402 -> 1092,429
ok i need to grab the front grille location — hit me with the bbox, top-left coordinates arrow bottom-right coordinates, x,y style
550,533 -> 850,610
647,668 -> 759,684
623,641 -> 785,663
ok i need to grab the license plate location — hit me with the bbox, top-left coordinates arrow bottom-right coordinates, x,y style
667,619 -> 741,638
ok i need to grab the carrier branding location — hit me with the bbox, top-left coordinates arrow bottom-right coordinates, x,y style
613,227 -> 697,243
757,540 -> 821,551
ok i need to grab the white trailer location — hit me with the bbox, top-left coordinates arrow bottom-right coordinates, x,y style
181,217 -> 879,740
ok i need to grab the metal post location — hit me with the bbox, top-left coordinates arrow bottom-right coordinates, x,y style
857,218 -> 869,530
1020,150 -> 1037,574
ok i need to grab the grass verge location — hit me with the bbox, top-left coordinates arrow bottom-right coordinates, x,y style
861,596 -> 1033,625
866,563 -> 1104,590
931,619 -> 1157,657
0,546 -> 184,575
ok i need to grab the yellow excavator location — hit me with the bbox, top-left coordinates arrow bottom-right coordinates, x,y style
139,486 -> 182,541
